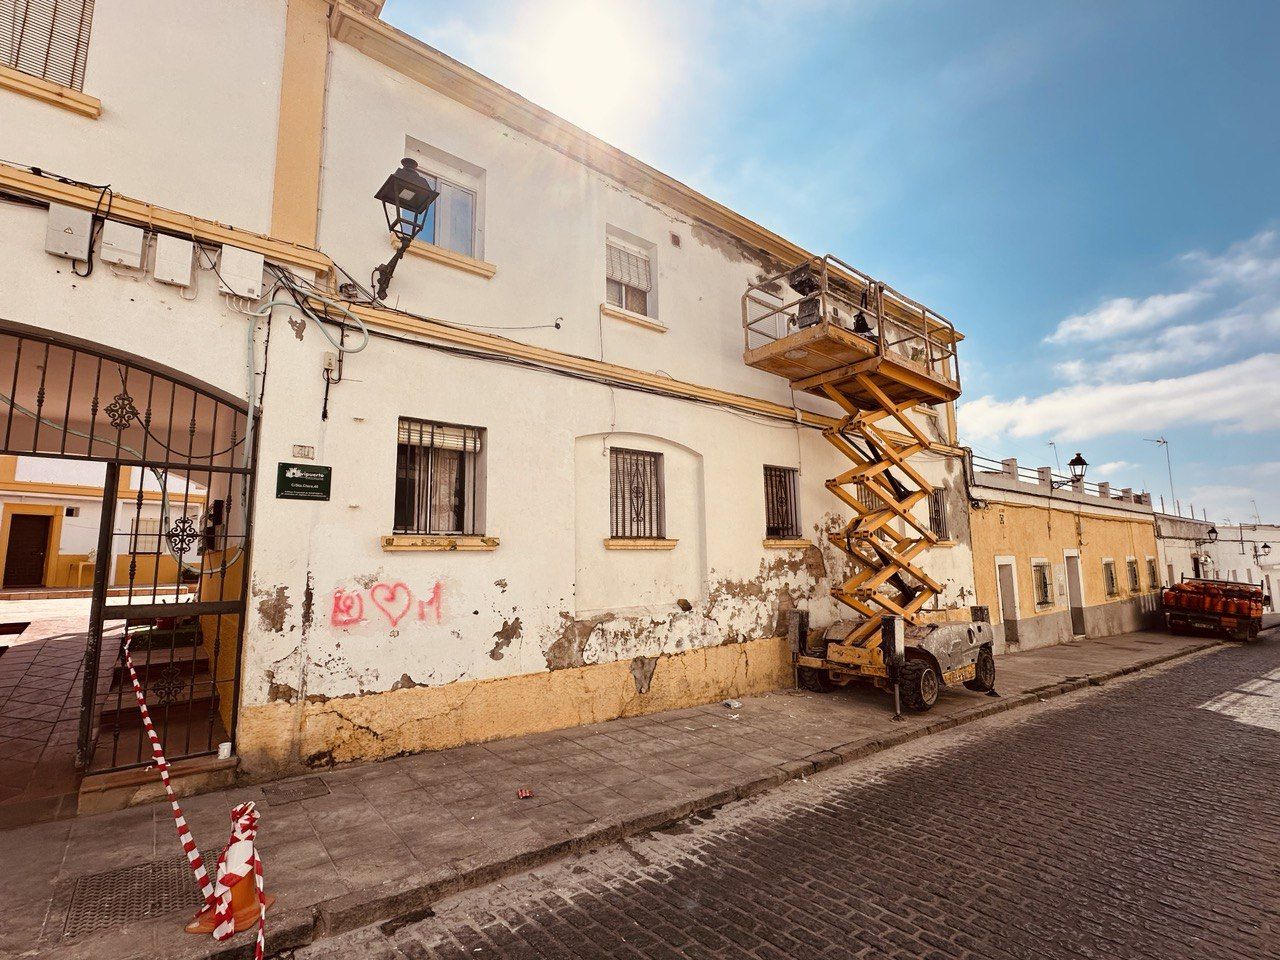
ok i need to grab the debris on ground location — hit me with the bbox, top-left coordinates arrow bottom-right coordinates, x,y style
723,699 -> 743,709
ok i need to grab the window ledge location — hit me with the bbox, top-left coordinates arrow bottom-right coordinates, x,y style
932,539 -> 957,547
600,302 -> 667,333
396,235 -> 497,279
604,537 -> 679,551
0,65 -> 100,119
763,538 -> 810,549
381,534 -> 499,552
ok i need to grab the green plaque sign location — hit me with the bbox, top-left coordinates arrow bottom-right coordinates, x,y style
276,462 -> 331,501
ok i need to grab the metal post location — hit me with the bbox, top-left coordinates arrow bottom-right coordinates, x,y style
77,461 -> 120,769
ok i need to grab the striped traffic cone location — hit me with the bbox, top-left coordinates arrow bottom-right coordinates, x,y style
185,801 -> 275,958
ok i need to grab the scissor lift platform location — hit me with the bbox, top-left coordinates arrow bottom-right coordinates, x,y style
743,255 -> 989,712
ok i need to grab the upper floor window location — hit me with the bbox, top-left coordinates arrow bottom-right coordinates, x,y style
609,447 -> 664,539
928,488 -> 949,540
606,239 -> 652,317
394,417 -> 484,535
764,465 -> 799,539
411,172 -> 477,258
1,0 -> 94,90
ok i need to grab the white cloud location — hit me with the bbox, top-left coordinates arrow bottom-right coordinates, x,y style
1093,460 -> 1135,477
1045,290 -> 1205,344
959,353 -> 1280,443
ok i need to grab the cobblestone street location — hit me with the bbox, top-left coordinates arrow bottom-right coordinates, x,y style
295,639 -> 1280,960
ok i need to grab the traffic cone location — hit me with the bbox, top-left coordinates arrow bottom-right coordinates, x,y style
186,802 -> 274,956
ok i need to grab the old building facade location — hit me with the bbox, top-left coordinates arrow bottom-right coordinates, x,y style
0,0 -> 979,814
967,455 -> 1161,651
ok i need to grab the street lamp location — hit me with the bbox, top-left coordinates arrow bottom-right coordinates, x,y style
1207,525 -> 1218,543
372,158 -> 439,301
1052,452 -> 1088,489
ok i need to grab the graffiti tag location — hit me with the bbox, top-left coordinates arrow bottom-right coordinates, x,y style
330,581 -> 444,628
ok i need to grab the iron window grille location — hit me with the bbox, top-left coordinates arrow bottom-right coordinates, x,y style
1,0 -> 94,90
855,482 -> 887,514
606,241 -> 652,317
1103,560 -> 1118,597
610,447 -> 664,539
394,417 -> 484,536
764,465 -> 800,539
1032,562 -> 1052,606
1147,558 -> 1159,589
1127,559 -> 1140,592
928,488 -> 950,540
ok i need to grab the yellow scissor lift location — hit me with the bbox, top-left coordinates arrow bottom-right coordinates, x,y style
744,255 -> 996,712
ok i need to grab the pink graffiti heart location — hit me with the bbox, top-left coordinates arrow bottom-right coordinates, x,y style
369,581 -> 412,627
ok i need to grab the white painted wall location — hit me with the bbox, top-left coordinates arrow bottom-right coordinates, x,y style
0,10 -> 981,740
0,0 -> 287,232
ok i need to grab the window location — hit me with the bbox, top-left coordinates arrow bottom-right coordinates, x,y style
1103,560 -> 1118,597
764,466 -> 800,539
606,240 -> 652,317
394,418 -> 484,535
1147,558 -> 1159,590
407,173 -> 477,258
1127,559 -> 1140,592
1,0 -> 93,90
609,447 -> 664,539
855,483 -> 887,514
1032,561 -> 1052,607
928,488 -> 950,540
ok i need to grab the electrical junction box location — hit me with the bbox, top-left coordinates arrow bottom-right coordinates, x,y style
44,203 -> 94,261
217,245 -> 265,299
153,234 -> 195,287
100,220 -> 145,269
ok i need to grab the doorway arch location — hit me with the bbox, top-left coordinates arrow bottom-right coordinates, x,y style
0,318 -> 257,796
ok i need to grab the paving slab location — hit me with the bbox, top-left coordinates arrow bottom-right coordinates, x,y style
0,629 -> 1220,960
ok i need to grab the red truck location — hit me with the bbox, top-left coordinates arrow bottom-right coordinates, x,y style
1163,577 -> 1269,642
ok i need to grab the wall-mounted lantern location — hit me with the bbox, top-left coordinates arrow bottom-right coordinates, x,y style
1051,452 -> 1088,489
372,158 -> 439,301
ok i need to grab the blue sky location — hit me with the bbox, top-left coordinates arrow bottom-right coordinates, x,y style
384,0 -> 1280,523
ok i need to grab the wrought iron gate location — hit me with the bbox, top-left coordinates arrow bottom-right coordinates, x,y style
0,322 -> 256,772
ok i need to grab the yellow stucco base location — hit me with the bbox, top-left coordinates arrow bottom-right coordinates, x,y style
236,635 -> 793,775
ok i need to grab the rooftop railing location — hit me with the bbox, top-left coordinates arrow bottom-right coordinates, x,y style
970,453 -> 1151,505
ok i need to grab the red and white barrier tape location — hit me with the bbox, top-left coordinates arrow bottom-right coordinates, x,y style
121,637 -> 266,958
121,635 -> 216,910
212,802 -> 266,959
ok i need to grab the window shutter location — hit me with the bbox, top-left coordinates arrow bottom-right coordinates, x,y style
2,0 -> 95,90
606,243 -> 651,292
397,419 -> 482,453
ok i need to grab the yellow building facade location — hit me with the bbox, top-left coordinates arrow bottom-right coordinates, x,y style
968,455 -> 1161,651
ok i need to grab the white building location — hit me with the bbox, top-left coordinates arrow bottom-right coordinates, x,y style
0,0 -> 978,806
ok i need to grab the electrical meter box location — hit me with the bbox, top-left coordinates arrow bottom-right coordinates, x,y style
217,245 -> 265,299
44,203 -> 94,261
154,235 -> 195,287
100,221 -> 146,269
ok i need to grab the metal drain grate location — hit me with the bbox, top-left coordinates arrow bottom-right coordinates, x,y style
262,775 -> 330,805
62,856 -> 203,939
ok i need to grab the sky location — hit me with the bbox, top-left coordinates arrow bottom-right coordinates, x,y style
383,0 -> 1280,524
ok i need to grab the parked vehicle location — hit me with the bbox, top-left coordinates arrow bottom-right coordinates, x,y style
1162,577 -> 1268,642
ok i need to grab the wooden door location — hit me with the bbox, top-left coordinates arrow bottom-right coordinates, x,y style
4,514 -> 51,587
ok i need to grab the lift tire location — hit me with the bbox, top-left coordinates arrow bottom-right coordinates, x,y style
899,660 -> 939,712
798,666 -> 835,693
964,645 -> 997,692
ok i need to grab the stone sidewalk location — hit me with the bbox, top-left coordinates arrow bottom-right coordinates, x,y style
1,630 -> 1220,960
